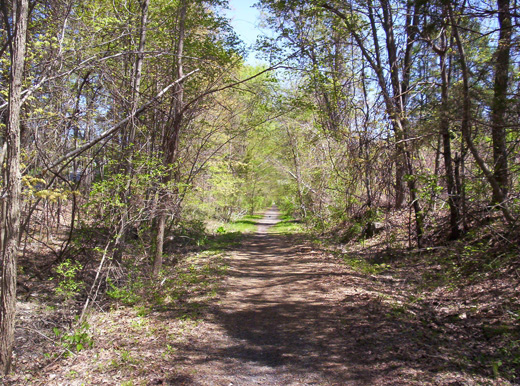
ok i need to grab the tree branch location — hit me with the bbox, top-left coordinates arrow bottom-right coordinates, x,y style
45,69 -> 199,172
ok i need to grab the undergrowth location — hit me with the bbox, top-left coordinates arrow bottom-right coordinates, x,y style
215,214 -> 262,234
107,251 -> 228,320
336,251 -> 391,275
269,214 -> 303,234
324,216 -> 520,382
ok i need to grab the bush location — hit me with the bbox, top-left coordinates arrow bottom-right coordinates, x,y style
53,259 -> 84,301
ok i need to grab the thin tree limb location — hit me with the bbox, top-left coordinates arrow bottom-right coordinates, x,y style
45,69 -> 199,172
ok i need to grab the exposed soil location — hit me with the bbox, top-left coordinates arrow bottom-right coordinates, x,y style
3,206 -> 518,385
155,206 -> 515,385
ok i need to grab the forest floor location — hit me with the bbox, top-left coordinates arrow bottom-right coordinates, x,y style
3,207 -> 519,385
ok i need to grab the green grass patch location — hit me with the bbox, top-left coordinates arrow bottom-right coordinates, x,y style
106,250 -> 228,321
245,214 -> 264,219
216,214 -> 262,234
338,252 -> 391,275
205,215 -> 263,249
204,231 -> 243,250
269,215 -> 303,234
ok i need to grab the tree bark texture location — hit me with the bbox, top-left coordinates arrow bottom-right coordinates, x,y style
153,0 -> 187,276
1,0 -> 28,375
491,0 -> 511,202
448,4 -> 514,223
436,17 -> 461,239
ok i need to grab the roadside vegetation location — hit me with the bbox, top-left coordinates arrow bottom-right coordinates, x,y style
214,214 -> 263,234
268,214 -> 304,235
316,213 -> 520,382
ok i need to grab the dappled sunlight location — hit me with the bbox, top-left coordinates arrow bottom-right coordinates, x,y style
2,0 -> 519,382
157,208 -> 501,385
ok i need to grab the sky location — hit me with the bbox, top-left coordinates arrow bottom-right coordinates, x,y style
225,0 -> 268,65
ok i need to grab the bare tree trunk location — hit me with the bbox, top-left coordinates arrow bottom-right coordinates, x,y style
448,4 -> 514,223
153,0 -> 187,276
153,212 -> 166,276
380,0 -> 407,209
360,63 -> 373,208
113,0 -> 150,264
440,51 -> 460,239
0,0 -> 28,374
436,18 -> 461,239
322,0 -> 424,246
379,0 -> 424,246
288,129 -> 306,218
491,0 -> 511,202
129,0 -> 149,143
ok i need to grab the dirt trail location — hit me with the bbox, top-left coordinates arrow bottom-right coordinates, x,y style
5,208 -> 514,385
172,206 -> 442,385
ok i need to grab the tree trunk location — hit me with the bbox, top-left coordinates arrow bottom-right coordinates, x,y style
448,4 -> 514,223
491,0 -> 511,202
322,0 -> 424,245
152,211 -> 166,276
129,0 -> 149,143
113,0 -> 150,264
379,0 -> 424,246
380,0 -> 406,209
437,23 -> 461,239
0,0 -> 28,375
153,0 -> 187,276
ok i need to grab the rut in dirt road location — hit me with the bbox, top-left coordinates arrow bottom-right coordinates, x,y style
172,206 -> 454,386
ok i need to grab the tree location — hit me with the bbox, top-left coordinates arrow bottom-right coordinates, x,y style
0,0 -> 29,374
448,2 -> 514,223
153,0 -> 188,276
490,0 -> 512,203
112,0 -> 150,264
419,1 -> 461,239
320,0 -> 425,246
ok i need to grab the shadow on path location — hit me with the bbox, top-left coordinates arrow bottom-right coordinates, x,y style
170,207 -> 485,385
